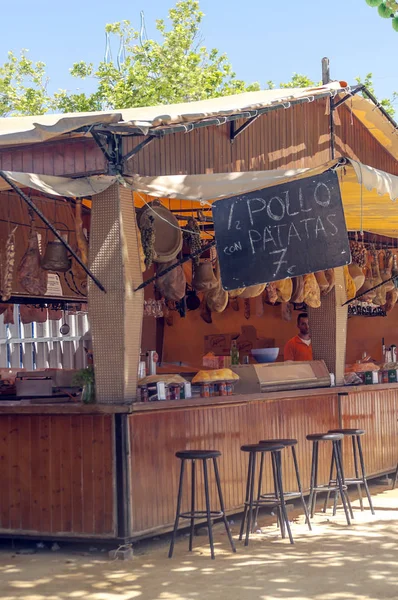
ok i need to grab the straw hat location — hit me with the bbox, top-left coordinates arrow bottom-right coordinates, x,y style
139,203 -> 183,264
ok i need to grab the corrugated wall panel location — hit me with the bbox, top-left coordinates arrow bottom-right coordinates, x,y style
124,98 -> 332,176
0,139 -> 106,177
335,105 -> 398,175
0,414 -> 116,537
129,394 -> 339,536
339,388 -> 398,478
0,97 -> 396,179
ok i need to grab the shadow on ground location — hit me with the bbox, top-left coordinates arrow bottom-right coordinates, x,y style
0,486 -> 398,600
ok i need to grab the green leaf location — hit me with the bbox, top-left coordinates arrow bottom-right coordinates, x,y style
378,2 -> 393,17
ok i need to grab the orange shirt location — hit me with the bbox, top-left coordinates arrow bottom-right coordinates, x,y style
284,336 -> 313,362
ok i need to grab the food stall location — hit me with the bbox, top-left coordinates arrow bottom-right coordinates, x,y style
1,84 -> 398,544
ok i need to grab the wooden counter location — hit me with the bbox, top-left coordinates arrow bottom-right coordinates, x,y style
0,382 -> 394,414
127,383 -> 398,538
0,411 -> 117,539
0,401 -> 131,415
128,389 -> 340,537
0,383 -> 397,542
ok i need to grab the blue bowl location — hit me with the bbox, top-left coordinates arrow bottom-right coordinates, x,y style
251,348 -> 280,363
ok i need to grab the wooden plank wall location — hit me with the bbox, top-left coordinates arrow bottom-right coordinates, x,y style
0,414 -> 116,537
128,394 -> 339,536
0,98 -> 396,180
339,389 -> 398,477
123,99 -> 398,178
335,108 -> 398,175
124,98 -> 332,177
0,138 -> 105,177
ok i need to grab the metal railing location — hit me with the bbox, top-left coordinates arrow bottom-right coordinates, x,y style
0,305 -> 90,370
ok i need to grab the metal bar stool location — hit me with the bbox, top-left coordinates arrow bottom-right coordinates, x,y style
306,433 -> 352,526
324,428 -> 375,515
239,443 -> 293,546
168,449 -> 236,560
257,439 -> 312,531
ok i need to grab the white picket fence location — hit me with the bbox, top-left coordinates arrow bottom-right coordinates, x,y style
0,305 -> 90,370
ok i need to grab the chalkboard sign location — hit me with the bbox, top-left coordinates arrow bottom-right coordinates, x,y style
212,170 -> 350,290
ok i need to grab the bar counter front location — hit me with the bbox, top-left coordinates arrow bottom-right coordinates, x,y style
1,382 -> 397,542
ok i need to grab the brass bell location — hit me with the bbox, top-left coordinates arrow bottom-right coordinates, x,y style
41,240 -> 71,272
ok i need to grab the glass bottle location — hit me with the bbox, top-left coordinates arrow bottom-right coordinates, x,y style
230,340 -> 240,366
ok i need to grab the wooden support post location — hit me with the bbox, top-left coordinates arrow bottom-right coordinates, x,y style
307,267 -> 347,385
322,57 -> 330,85
88,184 -> 143,403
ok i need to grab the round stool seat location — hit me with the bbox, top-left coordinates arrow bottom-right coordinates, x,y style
328,428 -> 366,436
175,450 -> 221,460
307,432 -> 344,442
169,449 -> 236,559
259,438 -> 298,447
241,443 -> 284,453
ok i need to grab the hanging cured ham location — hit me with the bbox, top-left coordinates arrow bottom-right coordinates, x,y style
73,199 -> 89,292
291,276 -> 304,303
343,265 -> 356,301
314,271 -> 329,295
303,273 -> 321,308
275,279 -> 292,303
75,199 -> 88,265
17,212 -> 48,296
324,269 -> 336,295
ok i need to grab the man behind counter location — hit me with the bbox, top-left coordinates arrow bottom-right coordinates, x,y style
284,313 -> 313,362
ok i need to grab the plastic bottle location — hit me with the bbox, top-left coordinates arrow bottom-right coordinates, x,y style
230,340 -> 239,366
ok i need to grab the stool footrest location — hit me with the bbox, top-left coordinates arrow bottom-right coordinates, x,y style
179,510 -> 224,520
312,484 -> 347,493
260,491 -> 303,500
244,499 -> 284,508
329,478 -> 365,485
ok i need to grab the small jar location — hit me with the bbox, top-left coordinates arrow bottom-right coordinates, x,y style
201,383 -> 210,398
140,386 -> 149,403
219,382 -> 227,396
169,385 -> 178,400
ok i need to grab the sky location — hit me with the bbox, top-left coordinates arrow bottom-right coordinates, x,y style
1,0 -> 397,105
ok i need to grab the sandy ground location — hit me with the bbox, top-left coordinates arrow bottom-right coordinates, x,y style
1,485 -> 398,600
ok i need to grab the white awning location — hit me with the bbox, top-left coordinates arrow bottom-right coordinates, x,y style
2,158 -> 398,236
0,171 -> 117,197
131,159 -> 398,201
